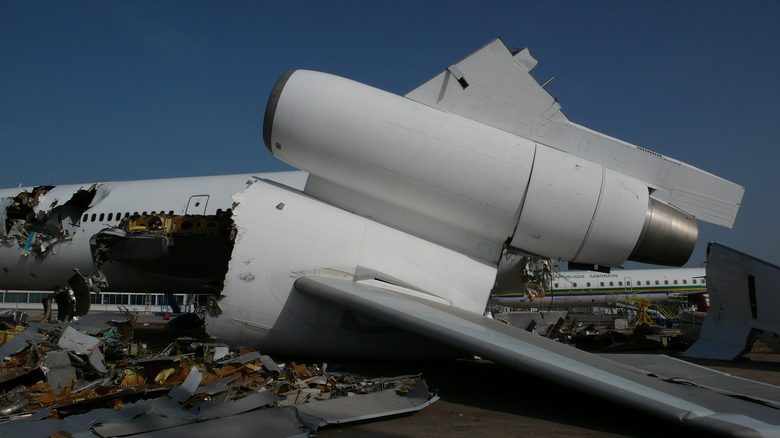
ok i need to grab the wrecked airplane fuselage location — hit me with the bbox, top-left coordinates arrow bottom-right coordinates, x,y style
2,184 -> 97,258
0,175 -> 270,294
90,213 -> 235,291
1,183 -> 108,291
0,173 -> 471,360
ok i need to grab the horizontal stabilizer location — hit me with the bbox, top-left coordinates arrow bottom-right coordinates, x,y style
405,38 -> 744,228
297,276 -> 780,436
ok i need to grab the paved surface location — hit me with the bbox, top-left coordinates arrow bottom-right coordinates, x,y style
317,359 -> 659,438
316,336 -> 780,438
314,344 -> 780,438
17,310 -> 780,437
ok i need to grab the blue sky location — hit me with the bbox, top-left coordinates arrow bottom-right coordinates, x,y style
1,1 -> 778,268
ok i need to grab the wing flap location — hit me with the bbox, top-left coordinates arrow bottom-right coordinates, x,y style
296,276 -> 780,437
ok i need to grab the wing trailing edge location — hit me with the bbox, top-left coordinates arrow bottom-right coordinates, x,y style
296,275 -> 780,437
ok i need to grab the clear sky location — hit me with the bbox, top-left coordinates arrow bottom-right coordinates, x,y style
1,1 -> 778,269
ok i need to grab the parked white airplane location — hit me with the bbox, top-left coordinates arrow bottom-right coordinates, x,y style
492,268 -> 707,309
3,39 -> 773,435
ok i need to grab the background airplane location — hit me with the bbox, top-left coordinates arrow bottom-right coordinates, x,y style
491,267 -> 707,309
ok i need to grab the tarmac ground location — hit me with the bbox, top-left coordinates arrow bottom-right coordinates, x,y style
307,344 -> 780,438
303,341 -> 778,438
10,310 -> 780,437
131,312 -> 780,438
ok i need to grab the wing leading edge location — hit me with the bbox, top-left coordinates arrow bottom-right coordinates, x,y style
295,276 -> 780,437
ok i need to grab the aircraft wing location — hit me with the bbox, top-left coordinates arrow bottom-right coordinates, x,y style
405,38 -> 744,228
296,276 -> 780,437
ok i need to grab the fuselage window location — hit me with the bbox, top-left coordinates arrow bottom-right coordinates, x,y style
600,282 -> 604,287
702,279 -> 706,284
618,281 -> 623,286
554,283 -> 558,288
609,281 -> 613,286
674,280 -> 678,284
169,210 -> 174,215
142,211 -> 147,216
692,279 -> 697,284
107,213 -> 113,221
82,214 -> 88,222
587,282 -> 591,287
683,279 -> 687,284
573,282 -> 577,288
91,213 -> 97,222
626,281 -> 631,286
664,280 -> 669,285
655,280 -> 659,285
99,213 -> 105,221
117,212 -> 122,220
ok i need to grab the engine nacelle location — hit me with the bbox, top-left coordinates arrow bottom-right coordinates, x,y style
263,70 -> 696,266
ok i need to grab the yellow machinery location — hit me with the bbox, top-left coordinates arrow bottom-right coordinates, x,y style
634,299 -> 654,326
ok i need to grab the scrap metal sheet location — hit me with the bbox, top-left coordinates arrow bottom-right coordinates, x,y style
58,326 -> 106,373
296,276 -> 780,437
67,312 -> 135,335
122,408 -> 309,438
0,323 -> 57,360
42,349 -> 76,391
603,353 -> 780,409
295,378 -> 435,429
0,327 -> 436,438
193,391 -> 282,420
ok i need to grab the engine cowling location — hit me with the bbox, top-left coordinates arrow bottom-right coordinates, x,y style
263,70 -> 696,267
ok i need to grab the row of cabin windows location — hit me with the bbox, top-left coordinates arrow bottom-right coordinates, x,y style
81,211 -> 176,223
80,208 -> 228,224
554,278 -> 706,288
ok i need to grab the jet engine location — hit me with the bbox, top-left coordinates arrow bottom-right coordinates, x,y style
263,69 -> 697,267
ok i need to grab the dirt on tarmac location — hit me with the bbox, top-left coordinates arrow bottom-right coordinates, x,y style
314,342 -> 780,438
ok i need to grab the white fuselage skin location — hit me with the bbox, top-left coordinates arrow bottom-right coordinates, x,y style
0,172 -> 307,293
0,171 -> 481,359
491,268 -> 707,309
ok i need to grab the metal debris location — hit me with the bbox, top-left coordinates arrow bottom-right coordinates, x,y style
90,212 -> 235,294
2,185 -> 101,258
492,253 -> 554,301
40,269 -> 105,323
0,315 -> 437,437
